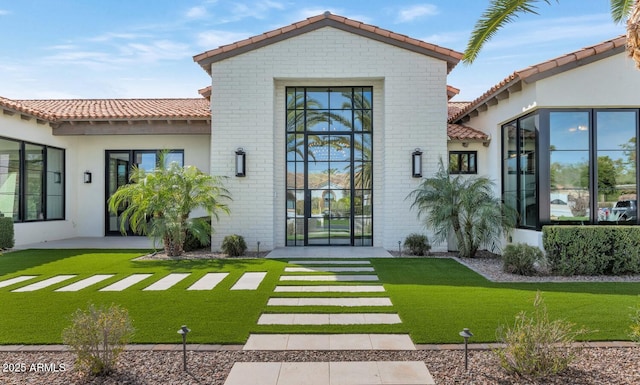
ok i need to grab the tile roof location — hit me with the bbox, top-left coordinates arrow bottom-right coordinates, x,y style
446,85 -> 460,100
5,98 -> 210,122
449,35 -> 627,123
447,123 -> 489,142
194,11 -> 462,74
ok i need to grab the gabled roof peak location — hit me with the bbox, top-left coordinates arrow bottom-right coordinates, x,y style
193,12 -> 462,74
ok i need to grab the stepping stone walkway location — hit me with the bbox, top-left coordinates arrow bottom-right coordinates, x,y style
0,276 -> 36,289
187,272 -> 229,291
143,273 -> 190,291
267,297 -> 392,306
231,272 -> 267,290
55,274 -> 114,292
244,334 -> 415,350
100,274 -> 153,291
12,275 -> 76,292
279,274 -> 379,282
224,361 -> 435,385
284,267 -> 375,272
274,285 -> 385,292
233,258 -> 435,385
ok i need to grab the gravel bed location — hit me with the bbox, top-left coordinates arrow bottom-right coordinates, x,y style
1,348 -> 639,384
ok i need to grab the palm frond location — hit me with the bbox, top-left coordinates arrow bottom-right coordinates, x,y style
463,0 -> 555,64
611,0 -> 635,22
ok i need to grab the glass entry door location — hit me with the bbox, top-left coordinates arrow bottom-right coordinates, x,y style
286,87 -> 373,246
105,150 -> 184,235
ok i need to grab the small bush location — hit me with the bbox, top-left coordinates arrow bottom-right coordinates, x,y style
183,217 -> 212,252
403,233 -> 431,256
494,292 -> 587,378
0,217 -> 15,249
502,243 -> 544,276
631,306 -> 640,344
62,303 -> 134,376
221,234 -> 247,257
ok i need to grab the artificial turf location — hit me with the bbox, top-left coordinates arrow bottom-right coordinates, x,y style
0,250 -> 638,345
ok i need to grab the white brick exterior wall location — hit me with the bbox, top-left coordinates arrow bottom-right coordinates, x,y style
209,27 -> 450,251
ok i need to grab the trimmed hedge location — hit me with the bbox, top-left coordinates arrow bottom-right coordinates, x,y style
542,226 -> 640,275
0,217 -> 15,249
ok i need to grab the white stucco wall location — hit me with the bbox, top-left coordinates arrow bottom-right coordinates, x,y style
1,111 -> 211,246
464,51 -> 640,249
209,26 -> 449,251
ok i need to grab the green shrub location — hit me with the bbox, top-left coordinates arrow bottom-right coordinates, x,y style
502,243 -> 544,276
543,226 -> 640,275
403,233 -> 431,256
221,234 -> 247,257
494,292 -> 587,378
0,216 -> 14,249
62,303 -> 134,376
183,217 -> 212,252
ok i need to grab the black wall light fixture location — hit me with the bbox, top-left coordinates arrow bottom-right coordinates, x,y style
412,149 -> 422,178
84,171 -> 92,184
235,148 -> 246,177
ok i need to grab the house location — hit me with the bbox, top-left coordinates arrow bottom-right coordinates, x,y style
1,12 -> 638,252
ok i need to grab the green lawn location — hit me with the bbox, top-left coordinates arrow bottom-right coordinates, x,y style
0,250 -> 638,345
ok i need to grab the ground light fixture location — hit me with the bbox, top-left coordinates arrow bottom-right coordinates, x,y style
412,149 -> 422,178
178,325 -> 191,371
235,148 -> 246,177
459,327 -> 473,371
83,171 -> 92,184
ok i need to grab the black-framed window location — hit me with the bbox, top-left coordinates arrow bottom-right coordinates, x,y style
449,151 -> 477,174
502,108 -> 639,229
0,136 -> 65,222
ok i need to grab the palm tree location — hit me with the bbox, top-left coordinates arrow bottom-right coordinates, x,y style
407,160 -> 517,258
108,153 -> 231,256
463,0 -> 640,68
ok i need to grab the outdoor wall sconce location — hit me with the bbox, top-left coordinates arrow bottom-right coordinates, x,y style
53,172 -> 62,184
83,171 -> 92,184
235,148 -> 246,177
412,149 -> 423,178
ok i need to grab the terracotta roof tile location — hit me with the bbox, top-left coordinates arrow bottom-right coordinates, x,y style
0,96 -> 53,120
447,123 -> 489,141
193,12 -> 462,73
10,98 -> 210,122
449,35 -> 626,123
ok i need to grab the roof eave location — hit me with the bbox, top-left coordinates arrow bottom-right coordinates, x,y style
194,14 -> 462,75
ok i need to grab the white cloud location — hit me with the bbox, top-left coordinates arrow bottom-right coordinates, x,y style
396,4 -> 438,23
87,32 -> 150,43
221,1 -> 285,22
186,6 -> 208,19
0,10 -> 10,16
196,30 -> 252,48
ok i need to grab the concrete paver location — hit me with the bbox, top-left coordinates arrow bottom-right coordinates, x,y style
257,313 -> 401,325
274,285 -> 385,293
244,334 -> 415,350
99,273 -> 153,291
224,362 -> 434,385
0,276 -> 37,289
12,275 -> 77,292
55,274 -> 115,292
284,267 -> 375,272
143,273 -> 190,291
267,297 -> 392,307
187,272 -> 229,290
279,275 -> 379,282
231,272 -> 267,290
287,260 -> 371,265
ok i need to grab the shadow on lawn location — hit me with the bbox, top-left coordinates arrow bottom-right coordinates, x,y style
0,249 -> 148,276
130,258 -> 283,271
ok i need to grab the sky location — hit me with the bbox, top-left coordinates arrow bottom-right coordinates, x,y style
0,0 -> 627,101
